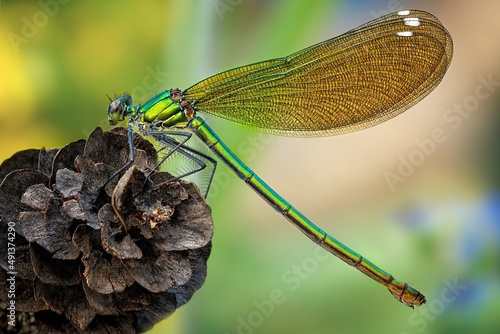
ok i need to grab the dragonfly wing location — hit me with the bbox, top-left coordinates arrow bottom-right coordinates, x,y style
183,10 -> 452,136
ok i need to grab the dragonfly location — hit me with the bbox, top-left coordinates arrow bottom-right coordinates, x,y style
107,10 -> 452,307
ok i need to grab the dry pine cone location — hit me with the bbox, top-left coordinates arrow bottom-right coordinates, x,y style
0,127 -> 213,333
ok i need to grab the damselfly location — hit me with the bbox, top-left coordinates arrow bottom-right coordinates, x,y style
106,10 -> 452,307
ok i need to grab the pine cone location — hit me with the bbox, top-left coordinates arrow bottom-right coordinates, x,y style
0,127 -> 213,333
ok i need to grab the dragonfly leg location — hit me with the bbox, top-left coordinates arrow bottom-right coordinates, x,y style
142,130 -> 217,198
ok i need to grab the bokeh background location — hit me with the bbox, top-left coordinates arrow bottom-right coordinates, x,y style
1,0 -> 500,333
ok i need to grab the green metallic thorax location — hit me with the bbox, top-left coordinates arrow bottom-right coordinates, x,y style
137,91 -> 188,128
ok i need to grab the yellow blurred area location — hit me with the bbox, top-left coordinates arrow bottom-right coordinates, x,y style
0,21 -> 44,156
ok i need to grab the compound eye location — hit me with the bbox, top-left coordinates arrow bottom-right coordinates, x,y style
108,99 -> 123,113
107,94 -> 133,125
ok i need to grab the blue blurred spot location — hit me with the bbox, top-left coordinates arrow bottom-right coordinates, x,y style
394,204 -> 434,231
484,192 -> 500,239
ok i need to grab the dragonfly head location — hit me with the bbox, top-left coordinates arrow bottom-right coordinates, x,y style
108,94 -> 133,125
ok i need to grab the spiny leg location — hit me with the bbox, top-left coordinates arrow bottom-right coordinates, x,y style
174,144 -> 217,198
153,141 -> 216,198
144,130 -> 217,198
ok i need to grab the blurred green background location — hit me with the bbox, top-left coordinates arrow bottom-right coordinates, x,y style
1,0 -> 500,333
